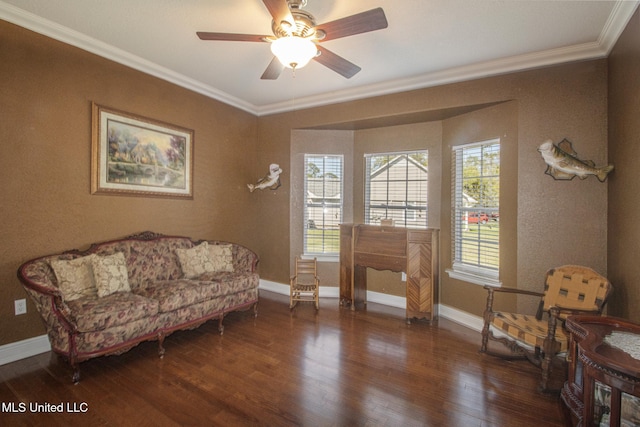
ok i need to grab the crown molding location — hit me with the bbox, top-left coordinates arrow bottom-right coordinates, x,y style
599,0 -> 640,53
0,1 -> 257,115
258,40 -> 608,115
237,0 -> 640,116
2,1 -> 638,117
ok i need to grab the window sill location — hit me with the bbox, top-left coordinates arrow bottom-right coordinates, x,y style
446,265 -> 501,287
302,254 -> 339,263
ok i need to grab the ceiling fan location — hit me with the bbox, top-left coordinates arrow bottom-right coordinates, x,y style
197,0 -> 388,80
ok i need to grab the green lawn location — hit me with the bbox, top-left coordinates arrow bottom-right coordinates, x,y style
306,228 -> 340,253
306,223 -> 499,269
461,222 -> 499,268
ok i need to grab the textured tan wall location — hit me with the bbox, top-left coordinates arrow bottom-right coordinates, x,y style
257,60 -> 609,318
289,123 -> 441,296
289,129 -> 355,287
3,10 -> 629,347
440,102 -> 519,316
608,8 -> 640,321
0,21 -> 258,345
352,122 -> 443,296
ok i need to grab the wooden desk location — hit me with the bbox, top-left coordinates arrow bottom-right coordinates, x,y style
562,316 -> 640,427
339,224 -> 439,323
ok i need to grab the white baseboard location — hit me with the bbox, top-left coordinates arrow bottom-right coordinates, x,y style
438,303 -> 484,332
259,279 -> 483,330
0,334 -> 51,366
0,284 -> 482,365
260,279 -> 299,296
260,279 -> 404,306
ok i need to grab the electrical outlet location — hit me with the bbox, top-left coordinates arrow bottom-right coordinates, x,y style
15,299 -> 27,315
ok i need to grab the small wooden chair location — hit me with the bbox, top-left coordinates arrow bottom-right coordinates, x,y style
480,265 -> 612,392
290,257 -> 319,310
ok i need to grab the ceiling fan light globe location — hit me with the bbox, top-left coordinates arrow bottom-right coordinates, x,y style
271,36 -> 317,69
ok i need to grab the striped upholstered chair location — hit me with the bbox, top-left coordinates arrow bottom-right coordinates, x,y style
480,265 -> 612,392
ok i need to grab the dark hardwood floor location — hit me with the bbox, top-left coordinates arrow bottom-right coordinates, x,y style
0,290 -> 566,426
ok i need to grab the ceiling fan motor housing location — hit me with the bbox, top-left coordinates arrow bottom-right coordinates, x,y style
272,8 -> 318,39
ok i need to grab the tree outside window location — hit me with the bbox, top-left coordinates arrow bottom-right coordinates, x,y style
451,140 -> 500,283
304,155 -> 343,255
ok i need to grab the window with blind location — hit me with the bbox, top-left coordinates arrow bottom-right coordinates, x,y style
304,154 -> 343,256
364,151 -> 428,228
450,139 -> 500,285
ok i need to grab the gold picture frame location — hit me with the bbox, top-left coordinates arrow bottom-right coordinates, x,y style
91,102 -> 193,199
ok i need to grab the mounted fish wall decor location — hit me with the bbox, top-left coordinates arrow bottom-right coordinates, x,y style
538,139 -> 614,182
247,163 -> 282,192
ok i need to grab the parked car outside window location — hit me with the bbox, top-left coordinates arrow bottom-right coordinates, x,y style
467,212 -> 489,224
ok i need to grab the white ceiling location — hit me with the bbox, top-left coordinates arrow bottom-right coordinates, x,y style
1,0 -> 638,116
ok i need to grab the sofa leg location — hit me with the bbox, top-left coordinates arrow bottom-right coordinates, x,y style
218,316 -> 224,335
158,332 -> 166,358
68,334 -> 80,384
71,364 -> 80,384
253,301 -> 259,318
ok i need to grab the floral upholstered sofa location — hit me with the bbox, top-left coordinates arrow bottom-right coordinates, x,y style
17,231 -> 259,383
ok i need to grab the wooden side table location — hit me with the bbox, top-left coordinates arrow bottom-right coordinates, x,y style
562,315 -> 640,427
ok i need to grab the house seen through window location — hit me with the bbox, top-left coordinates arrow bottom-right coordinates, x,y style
304,154 -> 343,256
364,151 -> 428,228
450,139 -> 500,285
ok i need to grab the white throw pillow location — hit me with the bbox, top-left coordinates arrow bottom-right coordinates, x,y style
208,244 -> 234,272
92,252 -> 131,297
176,242 -> 216,279
50,254 -> 98,301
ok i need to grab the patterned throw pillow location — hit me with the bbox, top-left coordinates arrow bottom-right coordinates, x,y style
50,254 -> 98,301
92,252 -> 131,297
176,242 -> 216,279
208,244 -> 234,272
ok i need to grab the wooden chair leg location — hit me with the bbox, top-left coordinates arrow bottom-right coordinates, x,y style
539,307 -> 561,393
480,287 -> 495,353
480,322 -> 490,353
540,353 -> 553,392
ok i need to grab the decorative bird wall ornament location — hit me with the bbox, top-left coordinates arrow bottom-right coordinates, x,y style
247,163 -> 282,192
538,139 -> 614,182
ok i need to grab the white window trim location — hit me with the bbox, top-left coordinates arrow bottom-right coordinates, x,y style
301,254 -> 339,263
446,264 -> 501,287
449,138 -> 501,287
364,150 -> 428,229
303,154 -> 343,257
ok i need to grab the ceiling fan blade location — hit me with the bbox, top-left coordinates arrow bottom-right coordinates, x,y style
262,0 -> 295,28
316,8 -> 388,42
314,46 -> 361,79
261,56 -> 285,80
197,32 -> 269,42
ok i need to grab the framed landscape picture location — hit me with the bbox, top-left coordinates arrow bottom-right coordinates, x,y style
91,102 -> 194,199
